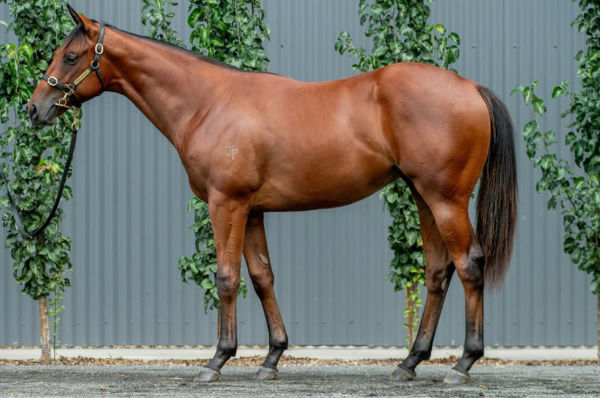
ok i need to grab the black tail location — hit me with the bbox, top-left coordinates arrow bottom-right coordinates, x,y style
475,86 -> 518,288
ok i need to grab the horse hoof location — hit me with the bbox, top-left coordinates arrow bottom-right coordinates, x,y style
195,367 -> 221,382
255,366 -> 278,380
390,366 -> 415,381
443,368 -> 470,385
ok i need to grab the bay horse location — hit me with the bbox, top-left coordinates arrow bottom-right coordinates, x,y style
29,5 -> 517,384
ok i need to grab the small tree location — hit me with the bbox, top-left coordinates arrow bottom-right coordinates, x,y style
0,0 -> 76,362
512,0 -> 599,359
336,0 -> 460,347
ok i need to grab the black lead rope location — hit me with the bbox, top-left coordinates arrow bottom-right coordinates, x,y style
0,120 -> 78,239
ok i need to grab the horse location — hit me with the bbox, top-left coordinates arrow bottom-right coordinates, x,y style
29,5 -> 517,384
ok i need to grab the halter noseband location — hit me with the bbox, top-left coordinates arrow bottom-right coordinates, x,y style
41,24 -> 106,109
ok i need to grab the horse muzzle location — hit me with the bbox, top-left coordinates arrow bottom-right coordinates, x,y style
28,100 -> 58,127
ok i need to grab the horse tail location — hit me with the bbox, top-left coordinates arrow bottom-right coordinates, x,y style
475,85 -> 518,288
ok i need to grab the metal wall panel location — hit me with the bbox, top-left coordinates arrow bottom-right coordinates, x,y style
1,0 -> 596,347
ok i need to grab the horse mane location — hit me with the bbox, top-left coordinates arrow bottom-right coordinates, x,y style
84,20 -> 271,74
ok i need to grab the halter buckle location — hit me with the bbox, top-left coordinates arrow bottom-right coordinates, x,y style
95,43 -> 104,55
47,76 -> 58,87
56,96 -> 70,109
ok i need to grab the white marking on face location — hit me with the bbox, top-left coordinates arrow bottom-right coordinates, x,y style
441,278 -> 447,291
225,145 -> 238,160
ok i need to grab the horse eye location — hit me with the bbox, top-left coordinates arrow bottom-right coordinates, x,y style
64,53 -> 79,65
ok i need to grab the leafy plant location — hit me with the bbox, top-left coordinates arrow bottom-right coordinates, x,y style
0,0 -> 77,360
512,0 -> 599,296
187,0 -> 270,70
141,0 -> 184,47
178,197 -> 221,312
336,0 -> 460,347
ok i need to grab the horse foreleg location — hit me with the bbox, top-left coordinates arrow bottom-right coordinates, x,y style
243,211 -> 288,380
392,194 -> 454,381
197,194 -> 249,382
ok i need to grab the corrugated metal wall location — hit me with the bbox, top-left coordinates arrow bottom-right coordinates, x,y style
1,0 -> 596,347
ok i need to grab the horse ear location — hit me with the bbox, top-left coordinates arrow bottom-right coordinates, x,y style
66,3 -> 83,26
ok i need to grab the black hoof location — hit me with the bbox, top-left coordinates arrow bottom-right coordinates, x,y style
255,366 -> 278,380
195,366 -> 221,382
443,368 -> 470,385
390,366 -> 415,381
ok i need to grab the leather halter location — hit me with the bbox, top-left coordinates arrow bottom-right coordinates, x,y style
41,24 -> 106,108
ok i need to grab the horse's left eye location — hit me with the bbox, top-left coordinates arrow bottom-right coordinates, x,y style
64,54 -> 78,64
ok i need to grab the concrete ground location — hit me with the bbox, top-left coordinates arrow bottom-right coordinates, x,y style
1,364 -> 599,397
1,346 -> 598,397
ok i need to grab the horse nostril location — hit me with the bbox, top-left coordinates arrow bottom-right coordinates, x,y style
29,103 -> 38,119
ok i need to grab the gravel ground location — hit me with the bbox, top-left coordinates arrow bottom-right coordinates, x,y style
1,364 -> 599,397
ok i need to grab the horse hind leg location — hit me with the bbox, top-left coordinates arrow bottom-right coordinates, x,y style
429,198 -> 485,385
243,211 -> 288,380
391,192 -> 455,381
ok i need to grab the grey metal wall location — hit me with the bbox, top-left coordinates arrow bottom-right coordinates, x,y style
1,0 -> 596,347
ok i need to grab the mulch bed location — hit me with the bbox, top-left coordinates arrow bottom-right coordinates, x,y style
0,355 -> 597,367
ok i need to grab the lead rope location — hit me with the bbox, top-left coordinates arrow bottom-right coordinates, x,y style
0,108 -> 80,239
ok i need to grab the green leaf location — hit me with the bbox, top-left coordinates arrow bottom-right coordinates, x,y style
551,85 -> 564,98
531,97 -> 547,115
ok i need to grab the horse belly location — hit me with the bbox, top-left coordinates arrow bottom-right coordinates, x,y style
253,147 -> 398,211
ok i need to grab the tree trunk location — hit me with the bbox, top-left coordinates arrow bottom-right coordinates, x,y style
39,296 -> 51,364
405,286 -> 416,350
597,295 -> 599,363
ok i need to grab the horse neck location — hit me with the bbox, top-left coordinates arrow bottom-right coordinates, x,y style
101,28 -> 234,151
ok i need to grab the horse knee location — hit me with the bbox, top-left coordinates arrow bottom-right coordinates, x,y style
216,268 -> 240,297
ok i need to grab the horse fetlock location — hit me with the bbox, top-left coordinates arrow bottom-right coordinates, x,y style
269,335 -> 288,351
464,341 -> 484,361
216,341 -> 238,359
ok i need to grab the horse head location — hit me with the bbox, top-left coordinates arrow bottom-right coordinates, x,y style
29,4 -> 106,126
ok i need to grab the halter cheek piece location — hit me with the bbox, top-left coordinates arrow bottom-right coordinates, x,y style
41,24 -> 106,109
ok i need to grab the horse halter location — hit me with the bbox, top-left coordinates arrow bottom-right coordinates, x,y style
41,24 -> 106,109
